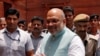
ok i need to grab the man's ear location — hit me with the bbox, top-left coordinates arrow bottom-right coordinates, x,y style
63,19 -> 66,25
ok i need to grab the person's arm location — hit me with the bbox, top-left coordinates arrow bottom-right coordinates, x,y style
68,36 -> 85,56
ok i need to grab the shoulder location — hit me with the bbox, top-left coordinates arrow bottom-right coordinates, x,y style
69,35 -> 84,48
0,29 -> 6,39
18,28 -> 31,41
0,28 -> 6,34
41,32 -> 51,44
68,36 -> 85,56
64,27 -> 78,39
18,28 -> 30,35
71,36 -> 83,44
89,34 -> 99,41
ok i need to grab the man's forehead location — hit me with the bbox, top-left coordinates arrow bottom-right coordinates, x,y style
47,12 -> 61,17
46,16 -> 60,21
7,15 -> 18,18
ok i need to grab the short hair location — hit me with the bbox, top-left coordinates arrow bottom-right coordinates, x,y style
18,19 -> 26,25
63,6 -> 74,15
90,14 -> 99,20
31,16 -> 44,24
5,8 -> 20,18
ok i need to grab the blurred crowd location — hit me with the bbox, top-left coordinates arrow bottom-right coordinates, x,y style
0,6 -> 100,56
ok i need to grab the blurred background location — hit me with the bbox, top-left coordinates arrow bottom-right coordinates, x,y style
0,0 -> 100,23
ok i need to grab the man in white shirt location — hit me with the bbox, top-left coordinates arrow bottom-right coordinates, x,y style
35,8 -> 85,56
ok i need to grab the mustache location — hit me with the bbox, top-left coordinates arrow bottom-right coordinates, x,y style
34,28 -> 39,30
48,26 -> 54,29
48,28 -> 53,30
79,31 -> 86,33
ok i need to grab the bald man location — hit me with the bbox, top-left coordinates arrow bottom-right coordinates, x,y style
0,17 -> 7,30
35,8 -> 85,56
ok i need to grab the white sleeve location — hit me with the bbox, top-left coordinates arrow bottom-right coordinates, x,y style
68,36 -> 85,56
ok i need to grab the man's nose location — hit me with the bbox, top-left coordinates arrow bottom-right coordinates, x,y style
48,22 -> 54,26
81,27 -> 85,31
11,19 -> 14,23
34,24 -> 38,27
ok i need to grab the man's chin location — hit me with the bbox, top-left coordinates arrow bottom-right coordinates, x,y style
79,32 -> 86,35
